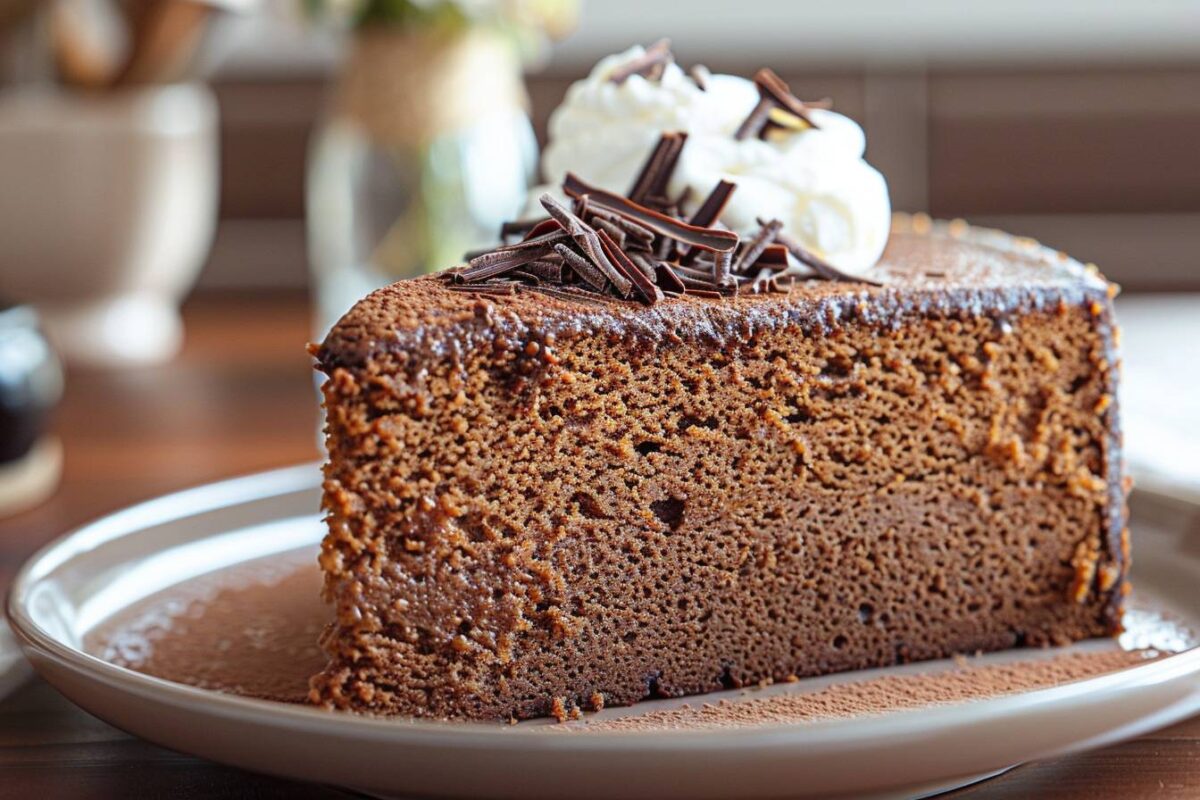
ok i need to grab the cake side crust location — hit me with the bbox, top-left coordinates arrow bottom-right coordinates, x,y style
311,225 -> 1126,720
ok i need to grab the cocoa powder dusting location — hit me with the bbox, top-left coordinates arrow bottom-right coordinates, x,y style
86,552 -> 328,704
558,649 -> 1155,732
84,555 -> 1185,732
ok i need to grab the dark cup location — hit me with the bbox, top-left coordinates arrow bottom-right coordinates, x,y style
0,303 -> 63,465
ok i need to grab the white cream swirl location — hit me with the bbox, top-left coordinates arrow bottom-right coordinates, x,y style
530,45 -> 891,277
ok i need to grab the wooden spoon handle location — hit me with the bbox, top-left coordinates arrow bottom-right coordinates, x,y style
113,0 -> 213,86
50,0 -> 128,90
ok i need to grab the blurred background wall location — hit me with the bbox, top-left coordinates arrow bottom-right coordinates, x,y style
7,0 -> 1200,294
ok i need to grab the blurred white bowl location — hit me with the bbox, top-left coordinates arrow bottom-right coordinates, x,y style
0,84 -> 218,367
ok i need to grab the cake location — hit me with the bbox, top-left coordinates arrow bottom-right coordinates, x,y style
309,45 -> 1127,721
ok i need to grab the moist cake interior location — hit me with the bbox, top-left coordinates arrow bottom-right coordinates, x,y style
311,219 -> 1125,721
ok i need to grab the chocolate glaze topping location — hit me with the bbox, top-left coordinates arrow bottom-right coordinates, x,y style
321,218 -> 1110,374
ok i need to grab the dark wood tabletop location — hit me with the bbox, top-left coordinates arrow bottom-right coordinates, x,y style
1,292 -> 1197,799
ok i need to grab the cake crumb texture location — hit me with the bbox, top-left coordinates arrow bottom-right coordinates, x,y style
311,226 -> 1125,720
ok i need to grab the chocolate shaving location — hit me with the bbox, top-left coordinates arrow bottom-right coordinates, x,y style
688,181 -> 737,229
508,270 -> 542,285
626,250 -> 658,282
495,228 -> 568,252
628,132 -> 688,206
712,249 -> 736,293
521,218 -> 563,242
677,273 -> 718,291
750,267 -> 778,294
587,207 -> 655,243
463,224 -> 563,262
598,229 -> 663,305
593,217 -> 628,249
539,193 -> 589,238
652,260 -> 687,295
689,64 -> 709,91
583,237 -> 632,297
753,68 -> 827,130
527,285 -> 611,307
735,68 -> 831,139
563,173 -> 738,253
654,233 -> 674,261
756,243 -> 790,271
500,217 -> 548,240
734,97 -> 775,141
540,194 -> 585,237
554,243 -> 609,293
608,39 -> 673,85
460,245 -> 552,282
522,259 -> 565,283
572,193 -> 590,220
673,263 -> 716,282
678,180 -> 737,265
448,281 -> 519,296
461,247 -> 493,263
451,82 -> 881,308
735,218 -> 783,273
540,193 -> 634,297
768,222 -> 882,286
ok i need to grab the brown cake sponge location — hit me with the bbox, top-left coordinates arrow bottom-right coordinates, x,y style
310,217 -> 1127,721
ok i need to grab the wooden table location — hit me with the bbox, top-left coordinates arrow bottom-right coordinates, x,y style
1,293 -> 1197,799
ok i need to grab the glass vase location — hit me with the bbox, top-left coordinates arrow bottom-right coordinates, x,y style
307,28 -> 538,335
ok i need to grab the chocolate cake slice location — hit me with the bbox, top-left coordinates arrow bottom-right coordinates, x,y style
310,214 -> 1126,721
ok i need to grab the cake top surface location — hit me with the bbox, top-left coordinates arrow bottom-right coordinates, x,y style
318,217 -> 1112,372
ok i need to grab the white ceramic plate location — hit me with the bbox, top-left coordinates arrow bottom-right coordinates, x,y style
7,463 -> 1200,800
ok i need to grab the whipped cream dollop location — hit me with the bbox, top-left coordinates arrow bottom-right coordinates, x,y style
530,46 -> 891,276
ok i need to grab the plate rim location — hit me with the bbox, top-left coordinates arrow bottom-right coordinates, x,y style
7,462 -> 1200,754
0,617 -> 31,702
